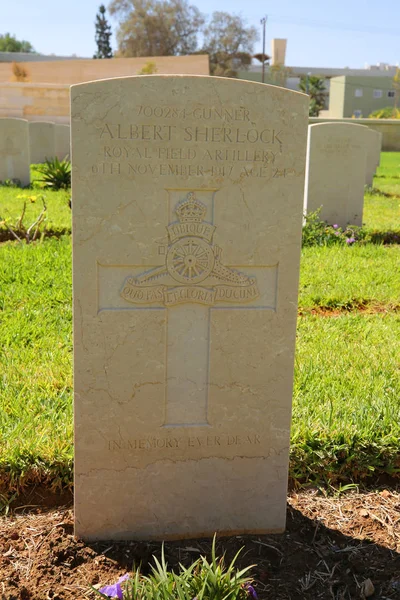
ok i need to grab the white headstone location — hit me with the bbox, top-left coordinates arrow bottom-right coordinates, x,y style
55,124 -> 70,160
29,121 -> 55,163
0,118 -> 30,186
304,123 -> 369,227
72,75 -> 309,540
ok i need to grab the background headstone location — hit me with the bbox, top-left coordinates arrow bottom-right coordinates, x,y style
0,118 -> 30,185
363,127 -> 382,187
304,122 -> 369,228
72,75 -> 309,541
372,130 -> 382,171
29,121 -> 55,164
55,124 -> 70,160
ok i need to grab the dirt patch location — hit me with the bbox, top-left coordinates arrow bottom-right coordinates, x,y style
298,302 -> 400,317
0,489 -> 399,600
0,228 -> 70,244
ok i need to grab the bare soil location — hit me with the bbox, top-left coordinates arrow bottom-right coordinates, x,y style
0,488 -> 399,600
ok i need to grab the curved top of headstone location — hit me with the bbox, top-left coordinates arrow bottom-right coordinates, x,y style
29,121 -> 55,127
309,121 -> 371,130
71,75 -> 309,125
0,118 -> 29,125
71,73 -> 308,97
308,121 -> 375,141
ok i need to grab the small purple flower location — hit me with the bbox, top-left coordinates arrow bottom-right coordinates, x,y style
333,224 -> 339,229
346,237 -> 356,244
244,583 -> 258,599
334,231 -> 340,236
99,574 -> 130,599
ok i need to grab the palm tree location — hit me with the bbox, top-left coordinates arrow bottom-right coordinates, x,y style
299,76 -> 327,116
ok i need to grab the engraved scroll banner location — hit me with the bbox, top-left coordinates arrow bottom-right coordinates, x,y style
121,280 -> 260,307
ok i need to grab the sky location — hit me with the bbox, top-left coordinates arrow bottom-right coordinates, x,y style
2,0 -> 399,69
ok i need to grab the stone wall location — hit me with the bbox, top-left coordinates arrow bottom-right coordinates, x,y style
309,117 -> 400,151
0,55 -> 209,84
0,83 -> 69,123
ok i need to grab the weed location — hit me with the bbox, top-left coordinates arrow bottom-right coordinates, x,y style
94,537 -> 256,600
36,157 -> 71,190
0,194 -> 47,243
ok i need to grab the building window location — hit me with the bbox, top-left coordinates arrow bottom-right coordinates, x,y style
373,89 -> 383,98
354,88 -> 363,97
353,110 -> 362,118
388,90 -> 395,98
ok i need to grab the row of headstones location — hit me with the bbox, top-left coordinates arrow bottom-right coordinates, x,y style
304,123 -> 382,229
0,118 -> 70,186
0,119 -> 380,233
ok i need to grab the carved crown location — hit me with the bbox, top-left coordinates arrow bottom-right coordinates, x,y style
175,192 -> 206,223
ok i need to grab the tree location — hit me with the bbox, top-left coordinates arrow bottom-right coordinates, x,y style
0,33 -> 35,53
94,5 -> 113,58
299,76 -> 327,116
202,12 -> 258,77
109,0 -> 204,57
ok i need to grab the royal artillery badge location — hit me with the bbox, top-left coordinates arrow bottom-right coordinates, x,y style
120,192 -> 260,307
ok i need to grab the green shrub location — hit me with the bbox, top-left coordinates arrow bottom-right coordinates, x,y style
0,194 -> 47,243
36,157 -> 71,190
0,178 -> 22,188
302,209 -> 366,247
138,61 -> 158,75
94,537 -> 257,600
369,106 -> 400,119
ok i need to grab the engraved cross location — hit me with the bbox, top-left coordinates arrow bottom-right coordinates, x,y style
99,189 -> 277,427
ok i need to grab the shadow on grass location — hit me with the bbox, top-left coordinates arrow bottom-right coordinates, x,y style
0,227 -> 71,243
366,230 -> 400,244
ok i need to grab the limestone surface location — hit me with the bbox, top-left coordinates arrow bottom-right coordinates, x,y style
304,122 -> 370,227
72,75 -> 309,540
55,124 -> 70,160
29,121 -> 55,163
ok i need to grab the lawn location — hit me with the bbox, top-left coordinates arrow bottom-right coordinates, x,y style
0,165 -> 71,241
292,313 -> 400,482
0,153 -> 399,498
299,244 -> 400,310
0,237 -> 73,493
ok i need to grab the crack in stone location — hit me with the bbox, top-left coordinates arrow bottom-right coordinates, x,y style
78,453 -> 282,478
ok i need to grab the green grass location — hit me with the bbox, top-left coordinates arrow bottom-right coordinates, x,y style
371,179 -> 400,198
0,237 -> 73,493
363,193 -> 400,230
299,244 -> 400,310
0,165 -> 71,241
368,152 -> 400,224
0,152 -> 400,498
375,151 -> 400,180
292,313 -> 400,483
